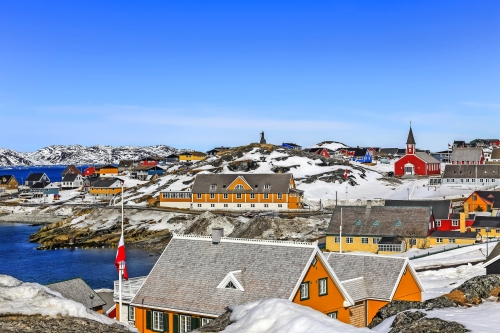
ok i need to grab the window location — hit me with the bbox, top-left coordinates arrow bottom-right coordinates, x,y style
251,204 -> 255,207
224,204 -> 228,207
449,238 -> 456,243
372,237 -> 380,244
436,221 -> 441,227
210,193 -> 215,199
346,237 -> 353,244
300,282 -> 309,300
210,184 -> 216,190
436,238 -> 442,243
264,204 -> 268,208
327,311 -> 338,319
354,219 -> 363,226
264,193 -> 269,199
152,311 -> 164,331
452,220 -> 459,227
201,318 -> 213,327
223,193 -> 228,199
250,193 -> 255,199
278,204 -> 282,207
319,278 -> 328,296
197,193 -> 202,199
476,228 -> 481,233
225,281 -> 236,289
277,193 -> 283,199
210,204 -> 215,207
235,184 -> 244,190
179,315 -> 191,333
236,193 -> 242,199
361,237 -> 368,244
378,244 -> 403,252
264,184 -> 271,190
237,204 -> 241,207
128,306 -> 135,321
197,204 -> 202,207
334,237 -> 340,243
496,229 -> 500,234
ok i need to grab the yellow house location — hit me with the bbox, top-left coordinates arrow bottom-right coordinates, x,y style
470,215 -> 500,240
96,164 -> 119,177
89,178 -> 123,198
0,175 -> 19,193
326,204 -> 434,254
178,151 -> 207,161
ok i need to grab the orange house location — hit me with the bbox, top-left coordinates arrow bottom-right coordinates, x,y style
160,173 -> 304,211
96,164 -> 119,177
89,178 -> 123,198
118,232 -> 355,332
325,253 -> 423,326
464,190 -> 500,213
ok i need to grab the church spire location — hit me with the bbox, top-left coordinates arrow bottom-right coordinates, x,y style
406,124 -> 416,145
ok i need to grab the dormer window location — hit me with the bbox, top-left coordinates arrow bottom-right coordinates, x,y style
223,184 -> 227,188
210,184 -> 217,191
235,184 -> 244,190
255,184 -> 258,188
264,184 -> 271,190
225,281 -> 236,289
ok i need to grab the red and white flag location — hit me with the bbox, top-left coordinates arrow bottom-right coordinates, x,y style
343,169 -> 349,179
115,233 -> 129,280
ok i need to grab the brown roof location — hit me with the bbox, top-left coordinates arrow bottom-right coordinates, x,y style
191,173 -> 296,194
327,206 -> 432,237
62,165 -> 81,176
0,175 -> 16,185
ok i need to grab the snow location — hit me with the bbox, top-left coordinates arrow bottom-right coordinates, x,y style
307,141 -> 350,151
223,299 -> 370,333
0,275 -> 136,331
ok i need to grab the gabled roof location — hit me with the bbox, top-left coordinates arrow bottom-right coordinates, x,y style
385,200 -> 451,220
46,278 -> 106,308
473,191 -> 500,208
131,235 -> 352,316
92,178 -> 122,188
326,206 -> 432,237
414,152 -> 440,163
324,253 -> 422,301
166,154 -> 179,158
451,147 -> 483,163
62,173 -> 80,182
483,242 -> 500,268
191,174 -> 295,194
118,160 -> 135,167
179,151 -> 207,156
352,148 -> 369,157
26,173 -> 48,182
429,230 -> 478,239
97,164 -> 118,169
132,165 -> 163,171
30,182 -> 47,189
442,165 -> 500,179
406,127 -> 416,145
62,165 -> 81,176
379,148 -> 399,155
0,175 -> 16,185
472,216 -> 500,228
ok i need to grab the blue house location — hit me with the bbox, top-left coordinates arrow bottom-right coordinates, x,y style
282,142 -> 302,150
131,165 -> 164,181
43,183 -> 60,196
352,148 -> 373,163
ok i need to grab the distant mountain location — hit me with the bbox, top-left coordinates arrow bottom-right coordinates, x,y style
0,145 -> 183,166
308,141 -> 350,151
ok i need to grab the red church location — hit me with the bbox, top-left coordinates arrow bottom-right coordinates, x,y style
394,126 -> 441,176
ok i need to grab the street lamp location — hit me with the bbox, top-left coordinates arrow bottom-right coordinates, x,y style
407,188 -> 410,200
486,228 -> 491,256
89,294 -> 94,311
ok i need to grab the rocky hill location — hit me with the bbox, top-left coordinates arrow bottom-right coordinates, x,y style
0,148 -> 38,166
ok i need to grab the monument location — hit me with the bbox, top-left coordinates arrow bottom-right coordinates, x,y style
260,131 -> 266,144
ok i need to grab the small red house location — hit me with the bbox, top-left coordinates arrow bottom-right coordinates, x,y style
83,166 -> 95,177
394,126 -> 441,177
305,148 -> 331,158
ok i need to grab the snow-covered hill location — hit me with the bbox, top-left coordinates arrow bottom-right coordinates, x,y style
308,140 -> 350,151
0,145 -> 182,166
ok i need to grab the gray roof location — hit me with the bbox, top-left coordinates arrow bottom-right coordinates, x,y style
118,160 -> 135,167
450,213 -> 475,220
62,174 -> 79,182
131,236 -> 322,316
326,206 -> 432,237
191,173 -> 296,194
385,200 -> 451,220
472,216 -> 500,228
451,148 -> 483,163
442,164 -> 500,179
92,178 -> 122,188
415,151 -> 440,164
46,278 -> 106,308
484,242 -> 500,267
26,173 -> 48,182
325,253 -> 410,301
429,230 -> 478,239
406,127 -> 416,145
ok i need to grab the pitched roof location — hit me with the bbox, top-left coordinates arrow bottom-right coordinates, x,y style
62,174 -> 79,182
324,253 -> 419,301
451,148 -> 483,163
26,173 -> 47,182
30,182 -> 47,189
92,178 -> 122,188
415,152 -> 440,163
429,230 -> 478,239
472,216 -> 500,228
406,127 -> 416,145
379,148 -> 399,155
483,242 -> 500,268
118,160 -> 135,167
326,206 -> 432,237
62,165 -> 81,176
131,236 -> 350,316
474,191 -> 500,208
179,151 -> 207,156
97,164 -> 118,169
132,165 -> 163,171
491,148 -> 500,160
385,200 -> 451,220
352,148 -> 369,157
0,175 -> 15,185
191,174 -> 295,194
443,165 -> 500,179
46,278 -> 106,308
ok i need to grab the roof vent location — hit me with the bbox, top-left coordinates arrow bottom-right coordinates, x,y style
212,228 -> 224,245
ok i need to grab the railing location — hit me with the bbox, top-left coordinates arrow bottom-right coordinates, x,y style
409,239 -> 500,260
113,276 -> 147,303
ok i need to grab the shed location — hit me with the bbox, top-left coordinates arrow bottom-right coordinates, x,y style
46,277 -> 106,313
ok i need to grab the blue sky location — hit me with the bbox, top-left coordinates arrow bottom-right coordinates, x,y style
1,1 -> 499,152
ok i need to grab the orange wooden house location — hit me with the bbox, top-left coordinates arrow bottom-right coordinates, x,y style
116,230 -> 423,332
464,190 -> 500,213
159,173 -> 304,211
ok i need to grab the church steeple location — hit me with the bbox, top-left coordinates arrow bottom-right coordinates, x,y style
406,123 -> 416,155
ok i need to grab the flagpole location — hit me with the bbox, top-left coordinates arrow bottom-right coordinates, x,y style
119,181 -> 124,322
340,208 -> 343,253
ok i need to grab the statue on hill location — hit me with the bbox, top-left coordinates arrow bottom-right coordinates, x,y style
260,131 -> 266,144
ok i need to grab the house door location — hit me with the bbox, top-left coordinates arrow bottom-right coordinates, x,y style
404,163 -> 414,175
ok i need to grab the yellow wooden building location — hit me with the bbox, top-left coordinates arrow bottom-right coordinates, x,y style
178,151 -> 207,161
0,175 -> 19,193
96,164 -> 119,177
89,178 -> 123,198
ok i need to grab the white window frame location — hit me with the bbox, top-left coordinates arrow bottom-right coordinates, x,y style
223,193 -> 228,199
277,193 -> 283,199
264,204 -> 268,208
449,238 -> 456,243
152,311 -> 164,331
361,237 -> 368,244
250,193 -> 255,199
264,193 -> 269,199
319,278 -> 328,296
237,203 -> 241,207
210,204 -> 215,207
128,305 -> 135,321
236,193 -> 242,199
278,204 -> 282,207
179,315 -> 191,333
197,193 -> 202,199
300,282 -> 309,300
224,203 -> 228,207
372,237 -> 380,244
250,204 -> 255,207
327,311 -> 338,319
436,221 -> 441,227
346,237 -> 354,244
210,193 -> 215,199
452,220 -> 459,227
197,204 -> 202,207
334,236 -> 340,243
210,184 -> 216,190
436,237 -> 442,243
201,318 -> 213,327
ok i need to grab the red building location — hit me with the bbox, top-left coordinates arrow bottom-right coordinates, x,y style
394,126 -> 441,177
305,148 -> 331,158
83,166 -> 95,177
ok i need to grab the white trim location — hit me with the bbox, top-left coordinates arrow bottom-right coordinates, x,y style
227,175 -> 253,191
388,259 -> 425,300
171,234 -> 317,248
216,270 -> 245,291
129,302 -> 218,317
340,276 -> 364,283
483,252 -> 500,268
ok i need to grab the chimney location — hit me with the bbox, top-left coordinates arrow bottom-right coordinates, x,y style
366,200 -> 372,209
212,227 -> 224,245
460,212 -> 466,233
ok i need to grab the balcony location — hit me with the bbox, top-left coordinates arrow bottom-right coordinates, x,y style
113,276 -> 147,303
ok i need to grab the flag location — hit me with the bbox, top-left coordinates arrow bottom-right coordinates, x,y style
448,143 -> 451,149
115,233 -> 128,280
343,169 -> 349,179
